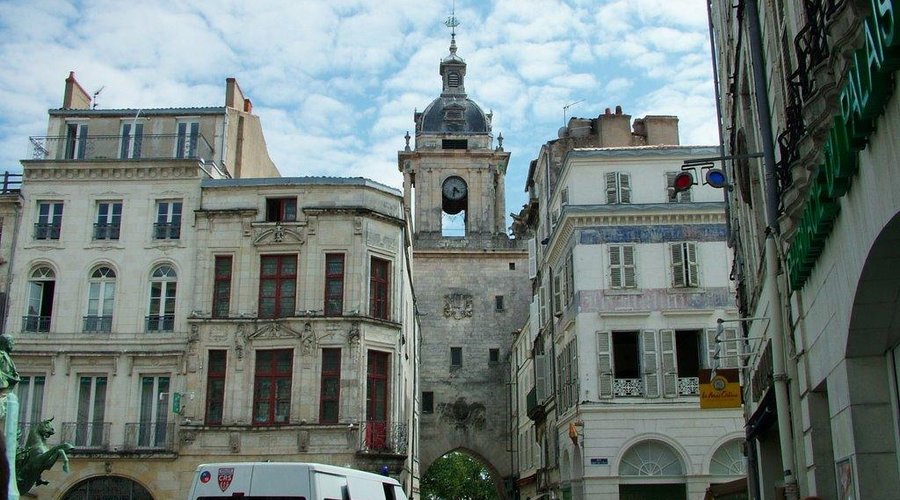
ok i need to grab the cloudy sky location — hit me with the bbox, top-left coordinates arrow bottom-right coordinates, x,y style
0,0 -> 718,223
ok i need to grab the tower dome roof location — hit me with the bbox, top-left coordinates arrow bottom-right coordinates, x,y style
418,96 -> 489,134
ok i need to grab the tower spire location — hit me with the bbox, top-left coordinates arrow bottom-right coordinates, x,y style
444,0 -> 460,53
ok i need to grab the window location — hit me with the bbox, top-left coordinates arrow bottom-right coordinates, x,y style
266,198 -> 297,222
154,201 -> 182,240
671,242 -> 699,288
147,265 -> 176,332
319,348 -> 341,423
75,376 -> 107,448
324,254 -> 345,316
495,295 -> 504,311
556,340 -> 578,410
16,375 -> 45,441
369,257 -> 390,320
666,171 -> 693,203
24,266 -> 54,332
365,350 -> 390,450
450,347 -> 463,367
442,139 -> 467,149
422,391 -> 434,414
565,252 -> 575,305
253,349 -> 292,425
64,122 -> 88,160
84,266 -> 115,333
120,121 -> 143,159
605,172 -> 631,204
259,255 -> 297,319
138,376 -> 170,448
609,245 -> 636,288
509,262 -> 516,270
94,201 -> 122,240
175,120 -> 199,159
212,256 -> 232,319
612,331 -> 640,379
205,350 -> 226,425
489,348 -> 500,364
35,201 -> 63,240
675,330 -> 702,377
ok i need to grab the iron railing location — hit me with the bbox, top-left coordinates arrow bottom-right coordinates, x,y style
28,133 -> 214,162
145,315 -> 175,332
62,421 -> 111,450
678,377 -> 700,396
124,421 -> 175,450
613,378 -> 645,397
82,315 -> 112,333
153,222 -> 181,240
93,223 -> 121,240
33,223 -> 61,240
0,172 -> 21,194
358,421 -> 408,454
22,315 -> 50,333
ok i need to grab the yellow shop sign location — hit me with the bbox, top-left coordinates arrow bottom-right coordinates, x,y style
699,369 -> 741,409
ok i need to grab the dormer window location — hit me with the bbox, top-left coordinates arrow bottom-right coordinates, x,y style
266,197 -> 297,222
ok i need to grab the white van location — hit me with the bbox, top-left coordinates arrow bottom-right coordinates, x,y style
187,462 -> 408,500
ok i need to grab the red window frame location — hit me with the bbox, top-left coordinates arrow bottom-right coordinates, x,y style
324,254 -> 345,316
266,198 -> 297,222
205,350 -> 227,425
252,349 -> 293,425
365,350 -> 390,450
319,348 -> 342,423
369,257 -> 390,320
258,255 -> 297,319
212,256 -> 233,318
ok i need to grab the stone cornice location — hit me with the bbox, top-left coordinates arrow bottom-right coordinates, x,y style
21,161 -> 205,182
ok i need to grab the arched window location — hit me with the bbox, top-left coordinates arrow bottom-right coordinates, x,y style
85,266 -> 116,333
62,476 -> 153,499
619,440 -> 685,477
147,265 -> 176,332
710,439 -> 747,476
24,266 -> 55,332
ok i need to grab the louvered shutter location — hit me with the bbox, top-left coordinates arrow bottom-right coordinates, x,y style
529,298 -> 539,342
598,331 -> 613,399
705,328 -> 719,369
570,342 -> 579,404
641,330 -> 660,398
620,173 -> 632,203
723,328 -> 739,368
528,238 -> 537,279
535,354 -> 547,402
671,243 -> 686,288
606,172 -> 618,204
660,329 -> 678,397
686,242 -> 699,287
623,245 -> 636,288
565,253 -> 575,305
553,273 -> 562,313
609,246 -> 622,288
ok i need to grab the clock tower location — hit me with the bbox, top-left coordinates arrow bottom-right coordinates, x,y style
399,28 -> 528,498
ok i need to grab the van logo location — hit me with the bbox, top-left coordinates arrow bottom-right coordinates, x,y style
217,468 -> 235,491
200,471 -> 211,484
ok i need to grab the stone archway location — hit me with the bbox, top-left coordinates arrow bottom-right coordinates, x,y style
618,439 -> 687,500
62,475 -> 153,499
421,448 -> 506,500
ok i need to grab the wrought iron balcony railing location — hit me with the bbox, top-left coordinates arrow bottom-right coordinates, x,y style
62,421 -> 111,450
678,377 -> 700,396
28,133 -> 214,162
93,223 -> 121,240
613,378 -> 645,397
22,315 -> 50,333
33,222 -> 61,240
124,421 -> 175,451
146,315 -> 175,332
153,222 -> 181,240
358,421 -> 408,454
82,315 -> 112,333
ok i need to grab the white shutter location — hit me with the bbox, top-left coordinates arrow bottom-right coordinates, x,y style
705,328 -> 719,369
565,253 -> 575,305
606,172 -> 618,204
529,299 -> 539,342
686,242 -> 699,287
535,354 -> 547,402
528,238 -> 537,279
552,273 -> 562,313
641,329 -> 660,398
540,281 -> 548,326
671,243 -> 686,288
660,329 -> 678,397
723,328 -> 740,368
623,245 -> 636,288
609,245 -> 622,288
570,342 -> 579,405
620,173 -> 632,203
598,331 -> 613,399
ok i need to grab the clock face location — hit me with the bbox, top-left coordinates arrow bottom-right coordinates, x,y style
442,176 -> 467,201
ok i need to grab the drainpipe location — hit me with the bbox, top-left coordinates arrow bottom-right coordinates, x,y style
745,1 -> 798,498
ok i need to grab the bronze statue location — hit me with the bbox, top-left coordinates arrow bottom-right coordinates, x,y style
0,335 -> 20,393
16,417 -> 72,493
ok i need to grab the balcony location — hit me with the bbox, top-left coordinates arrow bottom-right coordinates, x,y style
124,421 -> 175,451
33,223 -> 61,240
526,387 -> 546,422
678,377 -> 700,396
358,421 -> 407,455
93,223 -> 121,240
145,315 -> 175,333
82,315 -> 112,333
153,222 -> 181,240
613,378 -> 645,397
62,421 -> 111,451
22,315 -> 50,333
29,133 -> 214,162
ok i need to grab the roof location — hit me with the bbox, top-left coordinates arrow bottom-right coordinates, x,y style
49,107 -> 227,117
418,96 -> 489,134
201,176 -> 401,196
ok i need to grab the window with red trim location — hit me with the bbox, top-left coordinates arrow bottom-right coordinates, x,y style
319,348 -> 341,423
266,198 -> 297,222
205,350 -> 226,425
212,256 -> 232,318
258,255 -> 297,319
365,350 -> 390,450
324,254 -> 344,316
253,349 -> 292,425
369,257 -> 390,320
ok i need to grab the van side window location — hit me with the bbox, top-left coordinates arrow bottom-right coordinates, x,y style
383,482 -> 396,500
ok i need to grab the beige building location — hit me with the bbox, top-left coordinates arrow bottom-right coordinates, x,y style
512,111 -> 745,500
7,74 -> 419,498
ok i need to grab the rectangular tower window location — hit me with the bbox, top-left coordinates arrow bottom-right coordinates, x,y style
450,347 -> 463,367
266,197 -> 297,222
495,295 -> 505,311
422,391 -> 434,414
369,257 -> 390,320
441,139 -> 468,149
319,348 -> 342,423
205,350 -> 226,425
324,253 -> 345,316
489,348 -> 500,364
212,256 -> 232,318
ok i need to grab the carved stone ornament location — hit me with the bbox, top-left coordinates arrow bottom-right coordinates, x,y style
248,321 -> 303,341
253,224 -> 305,246
438,397 -> 486,430
347,322 -> 361,347
443,293 -> 473,319
300,322 -> 317,356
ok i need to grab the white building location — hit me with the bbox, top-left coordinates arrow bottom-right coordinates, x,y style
513,112 -> 746,500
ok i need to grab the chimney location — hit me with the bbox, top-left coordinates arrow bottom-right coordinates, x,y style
62,72 -> 92,110
225,77 -> 246,110
597,106 -> 632,147
642,115 -> 680,145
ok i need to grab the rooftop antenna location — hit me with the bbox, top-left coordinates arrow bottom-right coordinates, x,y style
444,0 -> 460,41
563,99 -> 584,125
91,86 -> 105,109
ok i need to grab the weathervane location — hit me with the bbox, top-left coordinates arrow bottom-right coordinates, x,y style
444,0 -> 460,38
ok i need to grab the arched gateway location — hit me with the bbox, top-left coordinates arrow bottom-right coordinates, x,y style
399,31 -> 528,498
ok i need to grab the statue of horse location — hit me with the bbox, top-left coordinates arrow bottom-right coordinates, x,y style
15,417 -> 73,493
